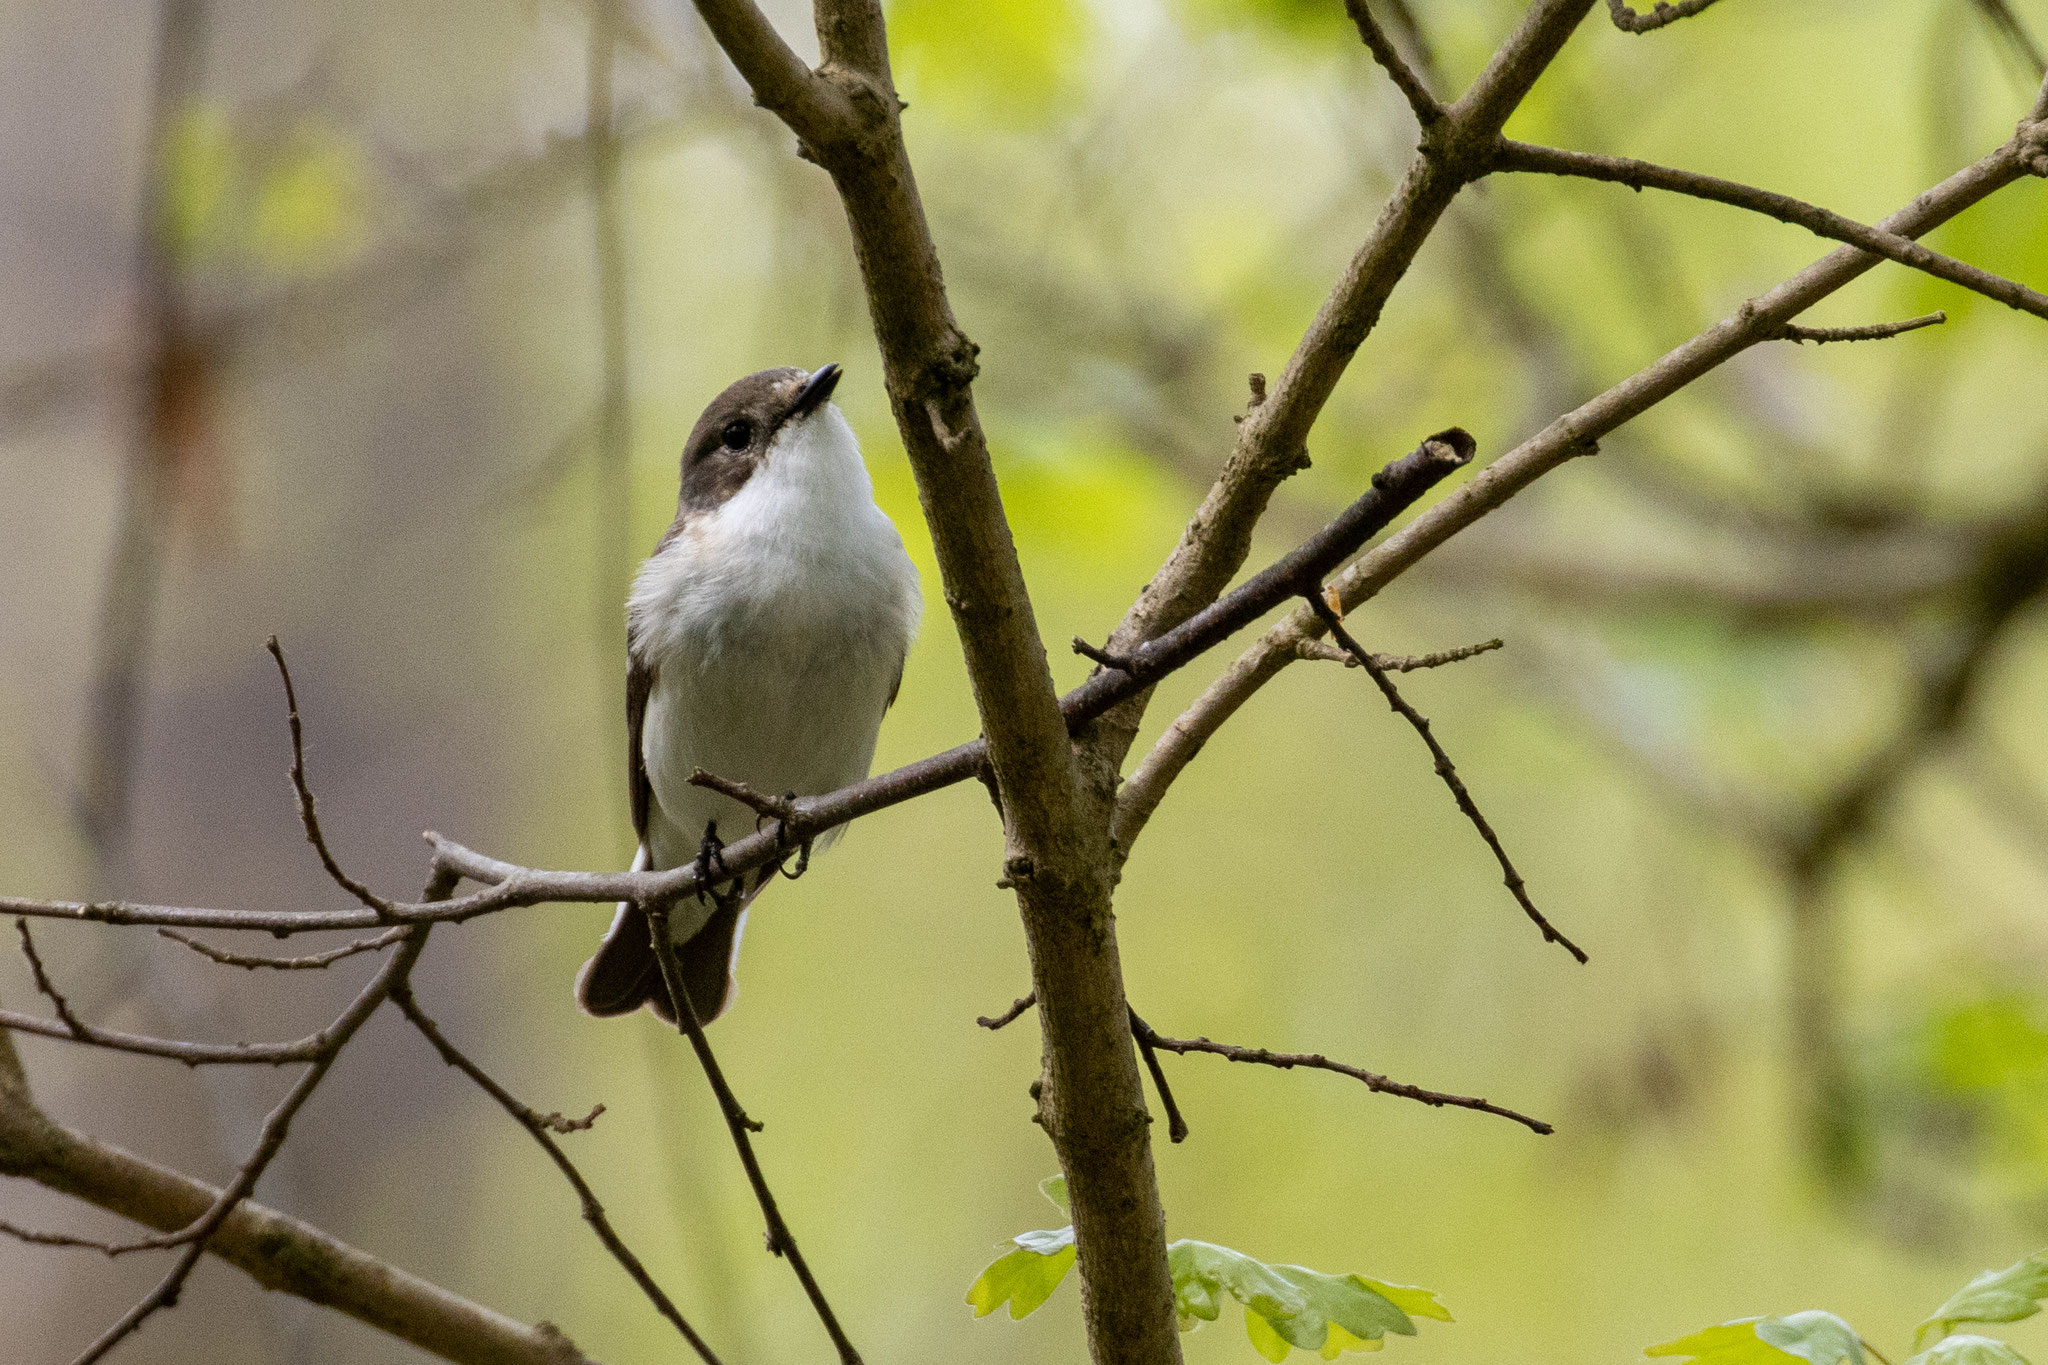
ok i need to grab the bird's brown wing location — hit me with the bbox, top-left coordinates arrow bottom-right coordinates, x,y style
575,654 -> 661,1017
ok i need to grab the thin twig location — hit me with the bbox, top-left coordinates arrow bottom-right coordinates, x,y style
1127,1008 -> 1190,1143
265,636 -> 395,918
1774,312 -> 1946,345
1490,139 -> 2048,323
1343,0 -> 1444,126
0,1221 -> 125,1253
644,904 -> 862,1365
977,993 -> 1037,1031
1605,0 -> 1724,32
1293,637 -> 1505,671
17,919 -> 88,1037
1306,595 -> 1588,964
394,988 -> 720,1364
67,926 -> 430,1363
155,925 -> 408,970
0,1008 -> 324,1066
1130,1018 -> 1553,1135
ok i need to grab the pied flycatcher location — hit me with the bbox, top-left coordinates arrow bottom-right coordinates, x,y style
575,364 -> 922,1023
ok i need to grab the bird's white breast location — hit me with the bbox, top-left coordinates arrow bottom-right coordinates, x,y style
629,406 -> 921,871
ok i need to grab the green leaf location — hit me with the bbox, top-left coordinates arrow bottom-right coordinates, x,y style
1649,1313 -> 1864,1365
1040,1174 -> 1069,1215
1170,1240 -> 1310,1328
1918,1253 -> 2048,1348
1357,1278 -> 1453,1324
1907,1337 -> 2032,1365
966,1225 -> 1076,1321
1166,1241 -> 1431,1359
1758,1312 -> 1868,1365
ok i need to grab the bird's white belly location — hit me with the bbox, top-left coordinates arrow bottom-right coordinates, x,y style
640,625 -> 896,871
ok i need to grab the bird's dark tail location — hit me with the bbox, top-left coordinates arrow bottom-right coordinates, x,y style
574,848 -> 756,1024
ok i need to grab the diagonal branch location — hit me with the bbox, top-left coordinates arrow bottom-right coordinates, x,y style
1343,0 -> 1443,126
266,637 -> 397,918
1304,599 -> 1585,963
1489,138 -> 2048,322
66,926 -> 430,1363
642,902 -> 860,1365
393,989 -> 721,1365
1115,107 -> 2048,864
0,1022 -> 595,1364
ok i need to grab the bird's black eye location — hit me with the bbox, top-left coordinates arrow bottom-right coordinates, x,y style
720,419 -> 753,451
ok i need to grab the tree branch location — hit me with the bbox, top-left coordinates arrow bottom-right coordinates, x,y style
1605,0 -> 1724,33
1115,113 -> 2046,863
0,1006 -> 593,1363
393,989 -> 720,1364
1343,0 -> 1443,126
1304,598 -> 1586,962
642,902 -> 860,1364
1775,312 -> 1948,344
1489,138 -> 2048,322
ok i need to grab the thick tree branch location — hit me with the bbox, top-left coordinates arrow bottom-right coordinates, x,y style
0,1018 -> 593,1364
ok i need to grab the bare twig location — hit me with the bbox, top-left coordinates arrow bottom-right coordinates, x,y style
67,927 -> 429,1363
1126,1009 -> 1190,1144
1116,117 -> 2046,863
1773,312 -> 1947,345
266,637 -> 395,917
155,925 -> 407,970
1605,0 -> 1724,33
643,902 -> 860,1365
977,993 -> 1037,1031
1304,597 -> 1587,963
17,919 -> 88,1038
1129,1016 -> 1552,1135
1292,637 -> 1504,671
394,989 -> 720,1364
1490,139 -> 2048,322
1343,0 -> 1444,126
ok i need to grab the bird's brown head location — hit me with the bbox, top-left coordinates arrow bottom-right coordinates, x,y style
674,364 -> 843,518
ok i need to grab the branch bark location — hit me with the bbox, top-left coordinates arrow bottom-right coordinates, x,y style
0,1009 -> 591,1365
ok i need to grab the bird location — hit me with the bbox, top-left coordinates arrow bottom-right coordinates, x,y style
575,363 -> 921,1024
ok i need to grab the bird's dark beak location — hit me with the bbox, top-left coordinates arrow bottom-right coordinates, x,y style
790,363 -> 843,418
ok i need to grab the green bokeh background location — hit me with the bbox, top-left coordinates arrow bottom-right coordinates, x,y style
4,1 -> 2048,1362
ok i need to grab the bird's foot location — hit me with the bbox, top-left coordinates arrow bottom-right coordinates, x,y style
693,821 -> 729,904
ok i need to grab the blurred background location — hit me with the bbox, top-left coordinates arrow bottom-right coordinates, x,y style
4,0 -> 2048,1361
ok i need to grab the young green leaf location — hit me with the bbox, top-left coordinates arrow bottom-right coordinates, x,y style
1906,1336 -> 2032,1365
1040,1174 -> 1069,1215
1648,1313 -> 1865,1365
1917,1253 -> 2048,1348
966,1225 -> 1075,1320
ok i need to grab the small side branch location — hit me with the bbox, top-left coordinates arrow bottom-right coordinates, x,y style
1606,0 -> 1724,32
644,906 -> 862,1365
1127,1009 -> 1190,1144
266,637 -> 396,918
1489,139 -> 2048,323
17,919 -> 87,1037
977,993 -> 1037,1031
156,925 -> 408,970
1773,312 -> 1947,345
1343,0 -> 1444,126
1293,637 -> 1505,671
1134,1024 -> 1553,1135
1306,596 -> 1588,964
394,989 -> 720,1364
